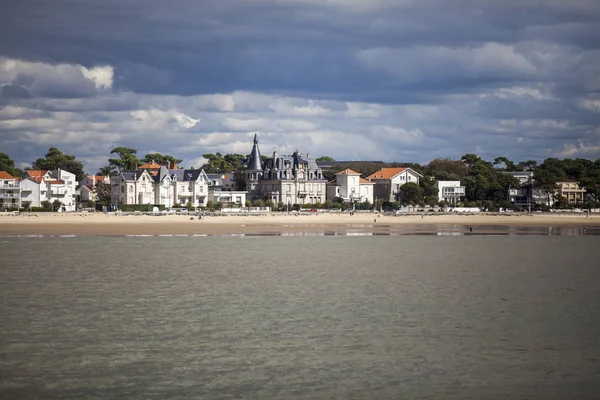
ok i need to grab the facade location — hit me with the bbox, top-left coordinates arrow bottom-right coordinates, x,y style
79,175 -> 110,202
557,181 -> 586,205
0,171 -> 21,210
246,135 -> 327,205
366,167 -> 423,202
205,172 -> 245,206
111,169 -> 157,207
326,168 -> 374,204
19,169 -> 78,211
208,190 -> 247,206
502,171 -> 549,206
110,167 -> 210,208
435,180 -> 465,205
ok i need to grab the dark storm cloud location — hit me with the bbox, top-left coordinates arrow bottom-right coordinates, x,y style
0,0 -> 599,171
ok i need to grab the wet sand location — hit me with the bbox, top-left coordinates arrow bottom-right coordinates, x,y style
1,212 -> 598,236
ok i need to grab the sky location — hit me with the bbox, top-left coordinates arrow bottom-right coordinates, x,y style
1,0 -> 600,173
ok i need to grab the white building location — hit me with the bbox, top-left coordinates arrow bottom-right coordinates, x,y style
246,135 -> 327,206
19,169 -> 78,211
366,167 -> 423,202
435,180 -> 465,205
111,169 -> 155,207
326,168 -> 374,205
0,171 -> 21,210
110,166 -> 210,209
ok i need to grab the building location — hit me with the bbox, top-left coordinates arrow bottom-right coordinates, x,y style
110,167 -> 210,208
19,171 -> 49,208
19,169 -> 78,211
111,169 -> 158,207
205,172 -> 246,206
246,135 -> 327,205
366,167 -> 423,202
557,181 -> 586,205
435,181 -> 465,205
0,171 -> 21,210
502,171 -> 549,207
326,168 -> 374,205
79,175 -> 110,202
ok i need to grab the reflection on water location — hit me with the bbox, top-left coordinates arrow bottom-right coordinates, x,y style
1,225 -> 598,238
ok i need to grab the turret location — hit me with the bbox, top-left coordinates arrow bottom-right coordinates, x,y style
246,134 -> 263,197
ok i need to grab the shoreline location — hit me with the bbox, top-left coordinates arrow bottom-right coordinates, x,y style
1,212 -> 598,236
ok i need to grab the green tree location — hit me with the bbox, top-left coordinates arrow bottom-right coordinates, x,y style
398,182 -> 423,205
109,147 -> 140,172
0,152 -> 22,177
424,158 -> 468,181
202,153 -> 231,173
95,182 -> 112,206
316,156 -> 336,162
32,147 -> 85,181
141,153 -> 183,167
493,157 -> 517,171
98,165 -> 117,177
52,199 -> 63,211
419,175 -> 438,198
534,158 -> 566,206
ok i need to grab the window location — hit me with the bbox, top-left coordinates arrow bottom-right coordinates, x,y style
121,186 -> 124,193
129,186 -> 133,193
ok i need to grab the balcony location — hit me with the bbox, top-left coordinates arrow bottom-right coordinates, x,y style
0,192 -> 20,198
0,183 -> 19,189
50,188 -> 66,196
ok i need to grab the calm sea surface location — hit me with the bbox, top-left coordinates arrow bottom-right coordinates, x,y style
1,236 -> 599,399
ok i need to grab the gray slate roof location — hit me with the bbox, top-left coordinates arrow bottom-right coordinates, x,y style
246,134 -> 263,171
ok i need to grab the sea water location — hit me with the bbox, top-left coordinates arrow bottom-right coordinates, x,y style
1,236 -> 599,399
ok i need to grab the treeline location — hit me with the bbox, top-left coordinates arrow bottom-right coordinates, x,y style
326,154 -> 600,210
2,148 -> 599,210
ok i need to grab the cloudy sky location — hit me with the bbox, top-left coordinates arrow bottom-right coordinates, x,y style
1,0 -> 600,173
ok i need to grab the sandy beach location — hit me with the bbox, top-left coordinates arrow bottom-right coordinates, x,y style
1,211 -> 598,236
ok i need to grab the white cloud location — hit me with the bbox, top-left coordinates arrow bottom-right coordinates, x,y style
79,65 -> 114,89
0,57 -> 115,98
556,142 -> 600,158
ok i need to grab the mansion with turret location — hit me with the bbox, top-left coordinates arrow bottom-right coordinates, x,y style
245,134 -> 327,206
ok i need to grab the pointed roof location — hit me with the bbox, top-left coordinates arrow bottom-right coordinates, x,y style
25,170 -> 49,178
246,133 -> 263,171
336,168 -> 361,175
0,171 -> 15,179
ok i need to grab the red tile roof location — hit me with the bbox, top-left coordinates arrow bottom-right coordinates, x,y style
0,171 -> 15,179
25,170 -> 49,178
139,162 -> 179,170
359,177 -> 374,184
366,167 -> 407,180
